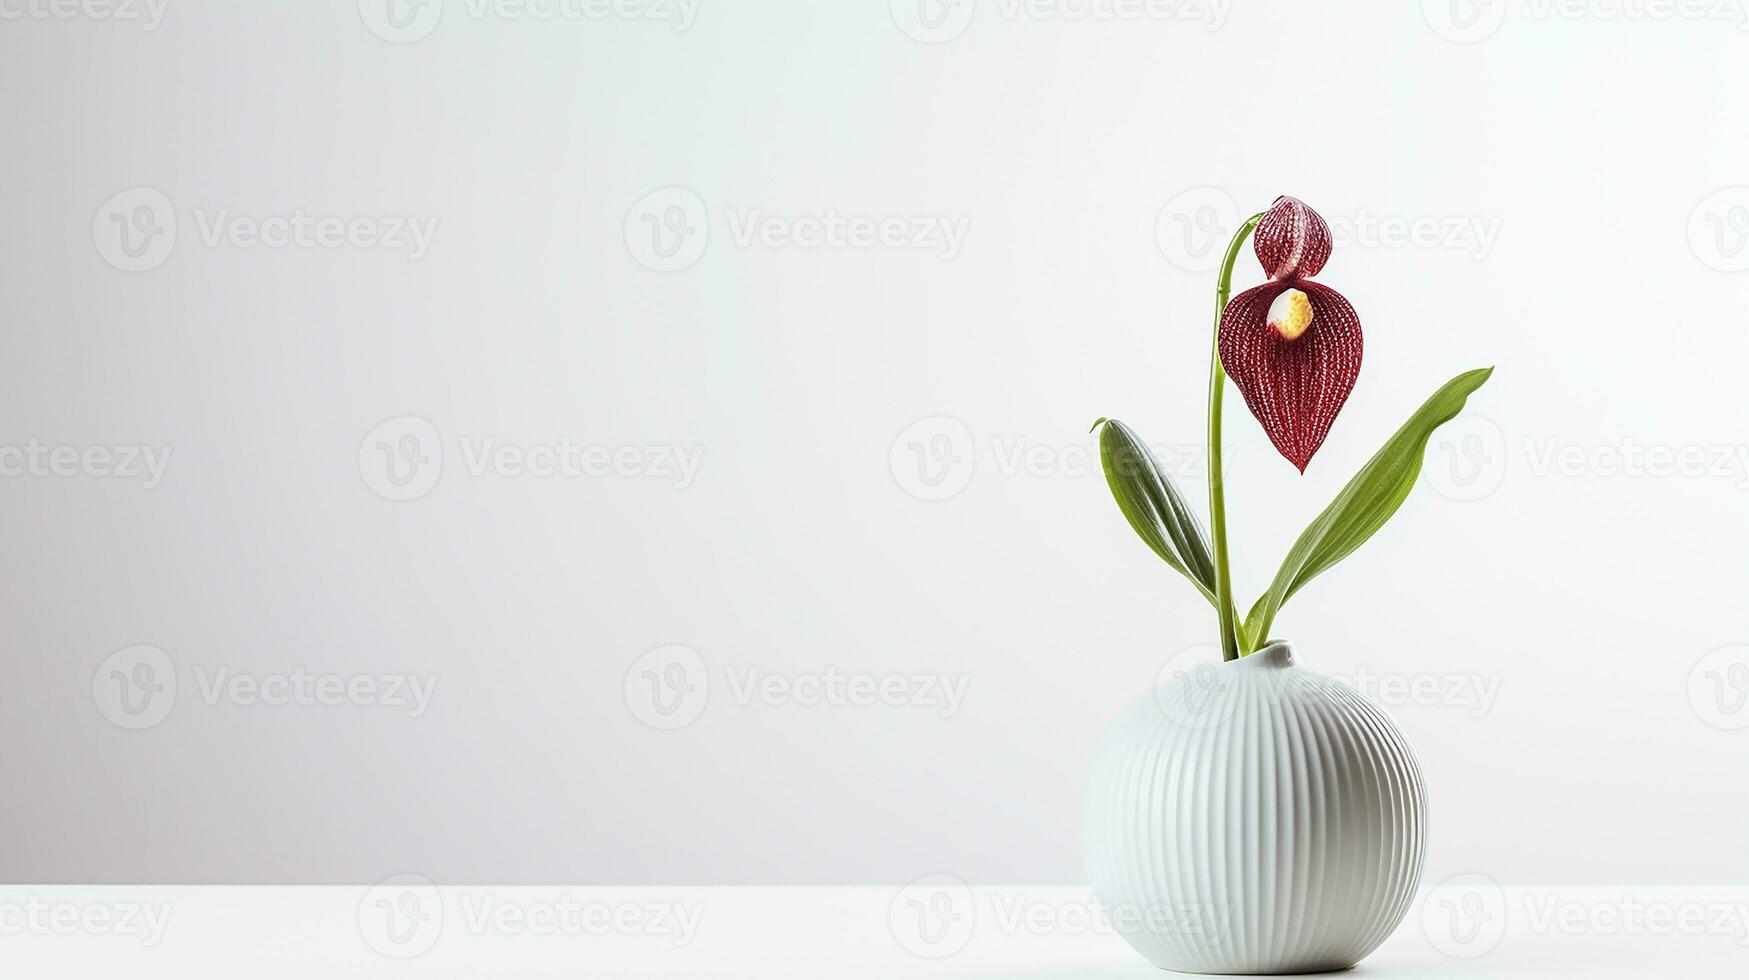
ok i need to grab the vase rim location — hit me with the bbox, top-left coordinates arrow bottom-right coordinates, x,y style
1234,639 -> 1296,669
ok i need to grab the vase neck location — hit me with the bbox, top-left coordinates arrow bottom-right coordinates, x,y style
1238,640 -> 1296,670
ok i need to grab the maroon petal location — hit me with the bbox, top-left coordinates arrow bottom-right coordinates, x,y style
1253,196 -> 1333,280
1218,279 -> 1363,472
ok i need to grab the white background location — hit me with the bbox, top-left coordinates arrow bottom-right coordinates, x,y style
0,0 -> 1745,887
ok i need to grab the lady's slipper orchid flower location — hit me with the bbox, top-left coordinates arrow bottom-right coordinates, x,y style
1218,196 -> 1363,472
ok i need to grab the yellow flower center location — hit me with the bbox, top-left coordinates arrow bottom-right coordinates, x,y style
1268,288 -> 1313,341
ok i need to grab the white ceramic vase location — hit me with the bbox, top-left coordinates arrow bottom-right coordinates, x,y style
1083,641 -> 1426,975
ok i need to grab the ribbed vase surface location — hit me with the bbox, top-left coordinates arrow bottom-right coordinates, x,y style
1083,641 -> 1426,975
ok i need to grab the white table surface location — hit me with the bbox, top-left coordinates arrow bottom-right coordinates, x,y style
1,883 -> 1744,977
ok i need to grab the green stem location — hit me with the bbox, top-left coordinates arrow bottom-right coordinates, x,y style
1208,213 -> 1264,661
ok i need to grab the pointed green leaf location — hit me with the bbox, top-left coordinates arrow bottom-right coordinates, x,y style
1095,418 -> 1219,605
1243,367 -> 1494,646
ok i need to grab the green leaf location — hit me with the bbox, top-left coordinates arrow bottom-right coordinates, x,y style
1242,367 -> 1494,647
1094,418 -> 1219,605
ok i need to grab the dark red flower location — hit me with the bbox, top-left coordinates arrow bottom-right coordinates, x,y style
1219,197 -> 1363,472
1253,194 -> 1332,280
